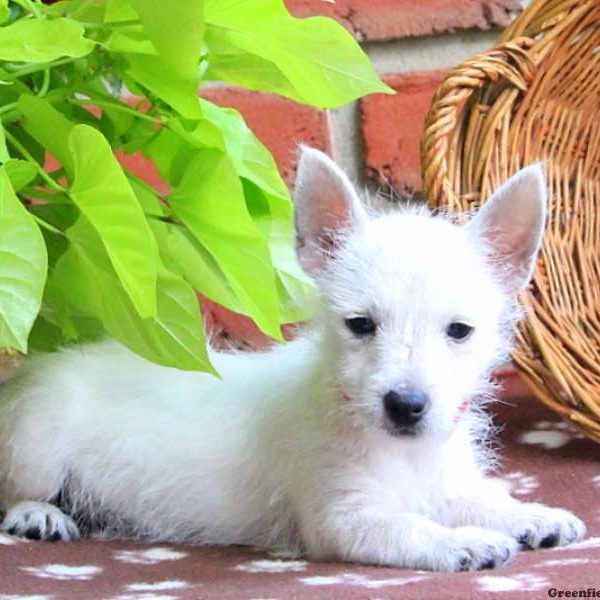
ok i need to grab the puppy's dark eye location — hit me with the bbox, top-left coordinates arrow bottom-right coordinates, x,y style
345,317 -> 376,336
446,322 -> 474,341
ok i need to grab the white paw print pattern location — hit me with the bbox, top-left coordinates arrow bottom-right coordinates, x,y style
537,557 -> 598,567
477,573 -> 550,592
0,533 -> 19,545
557,536 -> 600,551
233,560 -> 308,573
20,563 -> 102,581
111,582 -> 190,600
0,596 -> 52,600
110,595 -> 178,600
113,547 -> 188,565
592,474 -> 600,488
503,471 -> 540,496
299,573 -> 427,589
518,420 -> 584,449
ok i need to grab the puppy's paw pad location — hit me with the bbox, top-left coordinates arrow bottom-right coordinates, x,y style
437,527 -> 517,572
1,501 -> 80,542
510,505 -> 586,550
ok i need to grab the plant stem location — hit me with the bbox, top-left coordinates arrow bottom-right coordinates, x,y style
3,129 -> 66,193
146,214 -> 178,225
82,19 -> 141,29
29,213 -> 65,236
4,57 -> 78,81
37,68 -> 50,97
68,97 -> 163,124
21,186 -> 70,203
0,102 -> 18,117
0,110 -> 22,124
14,0 -> 43,18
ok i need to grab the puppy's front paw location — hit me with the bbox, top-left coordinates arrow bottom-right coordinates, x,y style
505,503 -> 585,550
434,526 -> 518,572
1,501 -> 80,542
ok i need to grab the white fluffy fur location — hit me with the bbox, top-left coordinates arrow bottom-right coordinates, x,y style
0,149 -> 585,570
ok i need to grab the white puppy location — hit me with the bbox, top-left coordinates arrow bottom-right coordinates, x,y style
0,148 -> 585,571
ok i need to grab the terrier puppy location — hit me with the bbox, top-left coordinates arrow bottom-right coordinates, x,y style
0,148 -> 585,571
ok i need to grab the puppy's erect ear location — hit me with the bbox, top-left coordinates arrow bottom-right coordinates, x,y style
467,164 -> 547,294
293,146 -> 368,275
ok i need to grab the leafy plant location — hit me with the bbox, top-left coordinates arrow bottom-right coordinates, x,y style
0,0 -> 391,372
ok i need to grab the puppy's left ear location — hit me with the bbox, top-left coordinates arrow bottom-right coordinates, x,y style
467,164 -> 547,293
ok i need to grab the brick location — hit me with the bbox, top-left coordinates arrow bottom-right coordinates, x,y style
493,367 -> 530,400
117,151 -> 169,196
202,87 -> 333,186
286,0 -> 524,41
200,298 -> 297,351
361,70 -> 447,195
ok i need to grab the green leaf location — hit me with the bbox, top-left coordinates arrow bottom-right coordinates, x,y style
66,0 -> 106,23
243,180 -> 315,323
120,116 -> 159,154
67,124 -> 159,318
127,174 -> 165,216
53,217 -> 214,372
0,17 -> 94,63
105,0 -> 137,22
27,315 -> 66,352
4,125 -> 45,166
0,0 -> 9,24
128,0 -> 204,80
17,95 -> 75,175
198,99 -> 289,199
152,220 -> 243,315
29,202 -> 78,238
166,107 -> 315,323
165,101 -> 289,200
100,105 -> 136,139
40,273 -> 104,343
105,29 -> 156,55
129,181 -> 241,314
110,0 -> 204,120
44,2 -> 70,17
0,126 -> 10,162
4,159 -> 38,191
125,53 -> 202,119
144,127 -> 193,187
0,167 -> 47,352
204,0 -> 392,108
169,149 -> 283,340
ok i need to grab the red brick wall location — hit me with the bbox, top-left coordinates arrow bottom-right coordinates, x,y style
286,0 -> 522,40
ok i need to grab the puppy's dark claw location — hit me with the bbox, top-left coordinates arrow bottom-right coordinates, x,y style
540,532 -> 560,548
24,526 -> 41,540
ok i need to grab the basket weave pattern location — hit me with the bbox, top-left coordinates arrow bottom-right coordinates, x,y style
421,0 -> 600,442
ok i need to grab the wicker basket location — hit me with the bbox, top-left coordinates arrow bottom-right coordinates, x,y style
421,0 -> 600,443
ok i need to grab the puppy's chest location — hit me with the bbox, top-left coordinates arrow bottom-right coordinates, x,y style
367,448 -> 444,513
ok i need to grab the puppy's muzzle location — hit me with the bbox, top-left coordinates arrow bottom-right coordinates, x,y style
383,389 -> 430,434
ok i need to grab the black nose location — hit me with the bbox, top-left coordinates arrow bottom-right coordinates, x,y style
383,390 -> 430,428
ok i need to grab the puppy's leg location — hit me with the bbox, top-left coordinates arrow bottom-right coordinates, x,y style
443,479 -> 586,550
1,501 -> 80,541
298,495 -> 517,571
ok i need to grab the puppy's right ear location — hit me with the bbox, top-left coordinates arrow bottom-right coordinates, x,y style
293,146 -> 368,276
